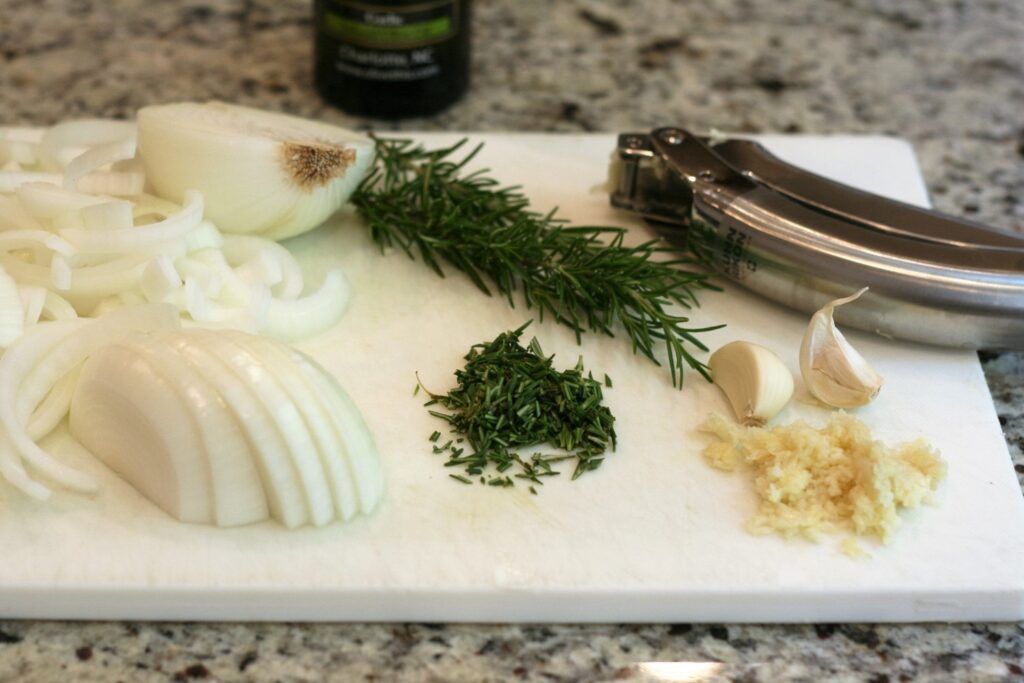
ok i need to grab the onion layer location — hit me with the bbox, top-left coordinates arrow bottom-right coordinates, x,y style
68,328 -> 382,528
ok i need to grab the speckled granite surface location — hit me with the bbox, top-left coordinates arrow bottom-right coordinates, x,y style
2,0 -> 1024,680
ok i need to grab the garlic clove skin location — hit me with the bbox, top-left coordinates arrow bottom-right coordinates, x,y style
137,102 -> 375,241
800,288 -> 884,408
709,340 -> 794,427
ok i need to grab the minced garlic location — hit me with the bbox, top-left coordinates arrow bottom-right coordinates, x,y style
699,412 -> 946,545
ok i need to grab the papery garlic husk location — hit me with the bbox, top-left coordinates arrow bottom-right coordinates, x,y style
800,288 -> 884,408
709,340 -> 794,426
137,102 -> 374,241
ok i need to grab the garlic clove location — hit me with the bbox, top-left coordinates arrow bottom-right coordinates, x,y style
799,287 -> 884,408
709,340 -> 794,426
137,102 -> 375,241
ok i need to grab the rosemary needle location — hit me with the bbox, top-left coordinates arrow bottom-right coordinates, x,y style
422,322 -> 615,489
353,136 -> 723,387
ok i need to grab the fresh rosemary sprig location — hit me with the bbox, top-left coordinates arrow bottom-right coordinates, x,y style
352,136 -> 722,386
422,322 -> 615,488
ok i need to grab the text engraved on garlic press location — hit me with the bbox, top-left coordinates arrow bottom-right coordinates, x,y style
721,227 -> 757,280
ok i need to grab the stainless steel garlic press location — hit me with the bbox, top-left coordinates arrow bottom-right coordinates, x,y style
609,128 -> 1024,349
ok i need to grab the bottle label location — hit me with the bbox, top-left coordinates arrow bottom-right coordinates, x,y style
320,1 -> 459,82
323,1 -> 458,46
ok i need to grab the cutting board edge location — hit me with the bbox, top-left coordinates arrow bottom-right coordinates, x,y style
3,585 -> 1022,623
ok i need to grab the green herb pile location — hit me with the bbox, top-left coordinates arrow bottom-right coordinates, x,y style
421,323 -> 616,491
353,137 -> 722,387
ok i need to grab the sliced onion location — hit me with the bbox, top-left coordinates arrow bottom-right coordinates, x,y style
0,263 -> 24,346
234,248 -> 282,289
140,255 -> 182,302
0,436 -> 52,500
80,200 -> 134,231
0,319 -> 92,490
189,248 -> 252,305
0,230 -> 75,258
0,305 -> 179,492
261,269 -> 350,340
52,210 -> 84,231
0,196 -> 44,232
64,137 -> 137,191
200,331 -> 334,526
16,182 -> 108,219
1,252 -> 157,313
134,333 -> 269,526
175,257 -> 224,299
26,364 -> 81,441
18,285 -> 45,327
222,234 -> 303,300
41,290 -> 77,321
59,189 -> 203,254
289,349 -> 384,514
182,221 -> 224,252
0,171 -> 63,193
182,277 -> 209,321
0,127 -> 44,167
70,341 -> 213,523
0,127 -> 45,144
76,170 -> 145,197
239,333 -> 359,521
161,331 -> 308,528
50,253 -> 72,291
38,120 -> 136,172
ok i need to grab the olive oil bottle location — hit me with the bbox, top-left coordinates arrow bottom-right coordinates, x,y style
314,0 -> 471,118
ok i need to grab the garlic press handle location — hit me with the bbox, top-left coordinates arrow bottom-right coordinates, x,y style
611,128 -> 1024,349
711,138 -> 1024,250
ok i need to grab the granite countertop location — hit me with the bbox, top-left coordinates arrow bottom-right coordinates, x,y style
2,0 -> 1024,680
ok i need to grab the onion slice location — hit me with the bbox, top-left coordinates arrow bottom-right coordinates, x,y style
261,269 -> 350,340
38,119 -> 136,171
59,190 -> 203,253
117,333 -> 269,527
26,364 -> 81,441
196,331 -> 334,526
290,349 -> 384,515
0,304 -> 179,492
70,341 -> 213,523
64,137 -> 138,191
161,331 -> 308,528
0,263 -> 24,347
237,333 -> 359,522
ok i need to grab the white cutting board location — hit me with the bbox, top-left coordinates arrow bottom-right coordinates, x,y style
2,134 -> 1023,623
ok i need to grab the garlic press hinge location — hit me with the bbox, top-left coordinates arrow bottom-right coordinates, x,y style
609,132 -> 694,227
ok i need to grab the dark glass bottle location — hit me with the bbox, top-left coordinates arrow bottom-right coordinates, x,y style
314,0 -> 471,118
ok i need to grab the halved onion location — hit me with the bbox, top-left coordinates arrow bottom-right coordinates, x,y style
62,326 -> 382,528
137,102 -> 374,240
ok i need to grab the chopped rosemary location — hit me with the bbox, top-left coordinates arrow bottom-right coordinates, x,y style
353,136 -> 723,387
421,322 -> 615,489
